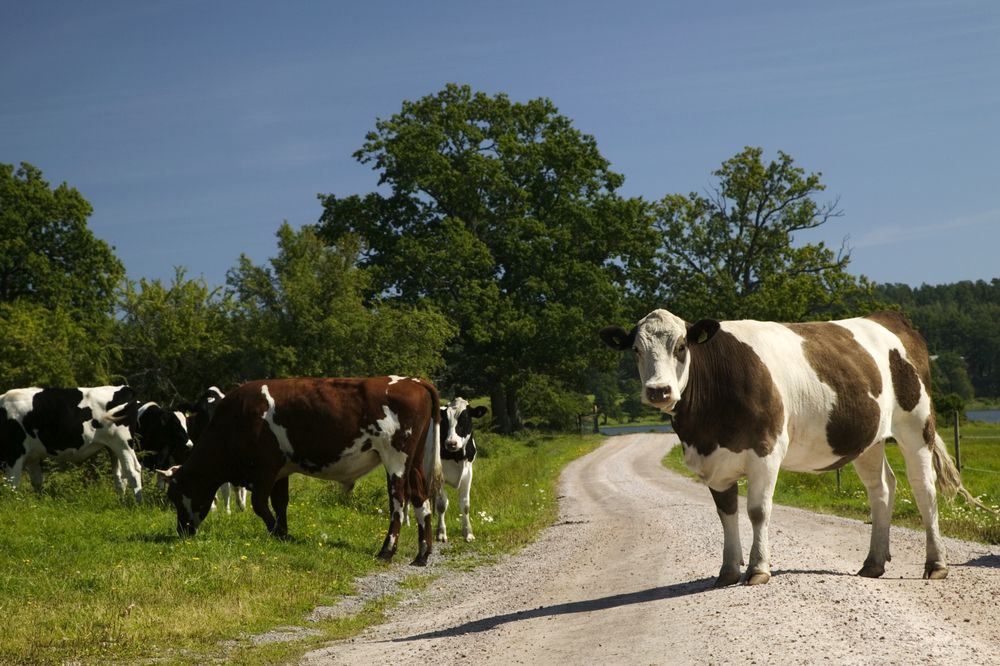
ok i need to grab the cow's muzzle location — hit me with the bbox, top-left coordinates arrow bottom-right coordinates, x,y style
644,385 -> 677,412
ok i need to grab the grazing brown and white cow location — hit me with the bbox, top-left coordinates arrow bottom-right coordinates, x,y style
436,398 -> 488,543
158,376 -> 443,565
1,386 -> 144,501
601,309 -> 972,586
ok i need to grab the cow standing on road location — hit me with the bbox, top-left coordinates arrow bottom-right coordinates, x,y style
158,376 -> 443,565
437,398 -> 487,543
1,386 -> 144,501
601,309 -> 975,586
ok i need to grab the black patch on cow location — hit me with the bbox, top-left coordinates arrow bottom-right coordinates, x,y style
135,405 -> 191,468
889,349 -> 922,412
1,406 -> 28,469
91,418 -> 102,429
788,322 -> 883,459
439,404 -> 485,463
361,441 -> 373,452
672,329 -> 784,458
21,388 -> 88,454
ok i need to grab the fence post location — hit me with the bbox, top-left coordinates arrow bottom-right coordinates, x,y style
953,410 -> 961,471
836,467 -> 841,493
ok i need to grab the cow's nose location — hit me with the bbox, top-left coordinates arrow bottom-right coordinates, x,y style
646,385 -> 672,404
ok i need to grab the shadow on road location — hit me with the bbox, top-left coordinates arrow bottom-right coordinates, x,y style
959,554 -> 1000,569
395,577 -> 715,641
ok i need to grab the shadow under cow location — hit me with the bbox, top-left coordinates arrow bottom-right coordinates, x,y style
396,577 -> 715,642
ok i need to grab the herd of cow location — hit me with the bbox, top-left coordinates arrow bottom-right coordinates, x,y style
0,376 -> 485,566
0,307 -> 980,585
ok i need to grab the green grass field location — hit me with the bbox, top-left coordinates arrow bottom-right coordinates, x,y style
663,422 -> 1000,544
0,432 -> 602,666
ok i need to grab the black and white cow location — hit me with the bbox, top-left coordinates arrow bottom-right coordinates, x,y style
601,309 -> 972,586
134,402 -> 194,471
1,386 -> 144,501
178,386 -> 246,512
436,398 -> 488,542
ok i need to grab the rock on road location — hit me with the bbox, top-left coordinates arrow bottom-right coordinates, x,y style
301,434 -> 1000,665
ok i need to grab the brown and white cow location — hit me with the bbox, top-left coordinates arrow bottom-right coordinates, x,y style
158,376 -> 443,565
601,309 -> 972,586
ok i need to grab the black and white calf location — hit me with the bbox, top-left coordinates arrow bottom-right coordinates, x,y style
436,398 -> 488,542
601,309 -> 973,586
1,386 -> 144,501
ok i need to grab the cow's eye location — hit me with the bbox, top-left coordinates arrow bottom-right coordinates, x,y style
675,341 -> 687,357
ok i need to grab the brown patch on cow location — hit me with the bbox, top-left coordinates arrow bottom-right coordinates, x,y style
889,349 -> 922,412
787,322 -> 882,458
866,311 -> 932,387
710,484 -> 738,515
816,452 -> 862,471
923,416 -> 937,450
672,329 -> 783,458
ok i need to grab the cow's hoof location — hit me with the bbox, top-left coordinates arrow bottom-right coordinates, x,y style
436,533 -> 448,543
745,570 -> 771,586
410,555 -> 429,567
857,562 -> 885,578
924,562 -> 948,580
376,549 -> 396,562
464,533 -> 475,542
714,568 -> 742,588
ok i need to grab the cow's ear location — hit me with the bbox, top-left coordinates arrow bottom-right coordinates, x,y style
469,405 -> 488,419
687,319 -> 721,345
599,326 -> 637,350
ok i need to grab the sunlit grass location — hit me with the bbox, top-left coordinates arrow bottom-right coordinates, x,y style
0,432 -> 602,665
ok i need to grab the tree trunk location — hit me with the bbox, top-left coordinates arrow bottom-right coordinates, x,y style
490,384 -> 512,435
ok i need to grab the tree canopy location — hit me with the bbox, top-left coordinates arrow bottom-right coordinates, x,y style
647,147 -> 878,321
318,84 -> 653,431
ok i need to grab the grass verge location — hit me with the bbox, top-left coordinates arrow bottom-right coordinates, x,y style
0,432 -> 602,665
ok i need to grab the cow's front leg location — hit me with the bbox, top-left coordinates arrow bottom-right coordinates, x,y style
744,460 -> 780,585
710,484 -> 743,587
411,492 -> 433,566
116,445 -> 144,504
457,464 -> 475,542
26,459 -> 44,493
435,486 -> 449,542
269,477 -> 289,538
378,472 -> 406,562
250,480 -> 278,535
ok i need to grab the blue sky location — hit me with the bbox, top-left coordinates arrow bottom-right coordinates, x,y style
3,1 -> 998,290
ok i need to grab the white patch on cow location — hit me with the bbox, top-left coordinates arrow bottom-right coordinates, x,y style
373,406 -> 409,477
137,401 -> 157,419
260,385 -> 294,456
173,411 -> 194,448
388,375 -> 406,385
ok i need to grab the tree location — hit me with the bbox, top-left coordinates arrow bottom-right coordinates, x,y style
648,147 -> 878,321
318,84 -> 653,432
0,162 -> 124,387
226,222 -> 454,380
115,269 -> 238,403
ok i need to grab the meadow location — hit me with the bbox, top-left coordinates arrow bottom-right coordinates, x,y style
663,422 -> 1000,544
0,432 -> 602,666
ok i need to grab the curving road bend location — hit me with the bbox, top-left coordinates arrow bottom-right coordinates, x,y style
301,434 -> 1000,665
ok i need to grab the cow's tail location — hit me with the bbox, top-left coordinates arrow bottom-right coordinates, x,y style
102,401 -> 133,425
932,432 -> 989,511
423,382 -> 443,502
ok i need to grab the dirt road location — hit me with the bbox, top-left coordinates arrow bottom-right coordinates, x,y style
301,434 -> 1000,665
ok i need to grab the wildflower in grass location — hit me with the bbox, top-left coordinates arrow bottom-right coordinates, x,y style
477,510 -> 495,523
240,555 -> 247,561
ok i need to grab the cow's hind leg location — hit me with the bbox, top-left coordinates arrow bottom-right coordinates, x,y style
250,477 -> 279,535
896,420 -> 948,579
408,464 -> 434,566
378,471 -> 406,562
710,484 -> 743,587
269,477 -> 289,538
852,441 -> 896,578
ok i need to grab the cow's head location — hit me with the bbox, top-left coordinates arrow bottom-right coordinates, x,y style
157,465 -> 214,536
440,398 -> 488,453
178,386 -> 225,444
136,403 -> 194,469
600,309 -> 720,414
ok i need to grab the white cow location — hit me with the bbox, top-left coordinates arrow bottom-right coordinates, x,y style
601,309 -> 975,586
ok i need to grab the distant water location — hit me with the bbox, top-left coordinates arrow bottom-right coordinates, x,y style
966,409 -> 1000,423
599,423 -> 674,436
